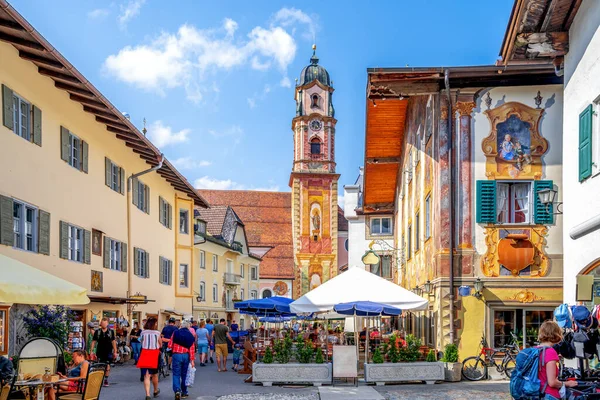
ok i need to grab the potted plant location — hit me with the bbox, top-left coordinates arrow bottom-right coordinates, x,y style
426,349 -> 437,362
441,343 -> 461,382
364,334 -> 445,386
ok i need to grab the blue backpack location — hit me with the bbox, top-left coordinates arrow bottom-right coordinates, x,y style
510,346 -> 549,400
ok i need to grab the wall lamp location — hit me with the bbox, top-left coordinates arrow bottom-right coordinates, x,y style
473,278 -> 484,300
537,187 -> 563,215
422,280 -> 433,294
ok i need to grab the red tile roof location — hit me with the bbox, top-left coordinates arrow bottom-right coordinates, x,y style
198,190 -> 294,280
196,206 -> 228,237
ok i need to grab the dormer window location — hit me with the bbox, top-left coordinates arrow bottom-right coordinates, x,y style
311,94 -> 321,109
310,137 -> 321,154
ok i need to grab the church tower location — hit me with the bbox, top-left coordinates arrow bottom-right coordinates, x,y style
290,45 -> 339,297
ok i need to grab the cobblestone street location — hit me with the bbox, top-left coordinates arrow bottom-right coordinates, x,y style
101,358 -> 510,400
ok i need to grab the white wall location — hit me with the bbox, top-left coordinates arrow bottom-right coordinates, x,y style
563,0 -> 600,303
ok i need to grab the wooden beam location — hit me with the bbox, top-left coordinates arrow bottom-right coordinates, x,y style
54,81 -> 95,98
38,66 -> 79,84
0,19 -> 25,31
514,32 -> 569,58
564,0 -> 583,30
70,93 -> 108,110
19,51 -> 63,69
134,149 -> 160,161
95,116 -> 129,130
115,133 -> 144,144
540,0 -> 560,32
127,142 -> 156,156
82,105 -> 120,121
106,125 -> 137,137
0,31 -> 45,51
366,157 -> 401,165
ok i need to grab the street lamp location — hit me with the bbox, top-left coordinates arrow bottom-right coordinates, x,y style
423,280 -> 432,294
537,187 -> 562,215
473,278 -> 484,299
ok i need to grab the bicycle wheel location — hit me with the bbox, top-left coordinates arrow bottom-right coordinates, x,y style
503,354 -> 516,378
462,356 -> 488,381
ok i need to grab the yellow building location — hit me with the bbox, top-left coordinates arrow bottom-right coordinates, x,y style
0,4 -> 208,355
193,206 -> 261,329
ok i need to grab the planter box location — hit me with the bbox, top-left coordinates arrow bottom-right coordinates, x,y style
252,362 -> 332,387
443,362 -> 462,382
364,362 -> 445,386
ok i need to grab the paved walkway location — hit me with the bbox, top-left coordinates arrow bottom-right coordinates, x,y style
101,357 -> 510,400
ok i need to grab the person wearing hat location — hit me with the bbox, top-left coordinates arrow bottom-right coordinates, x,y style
161,317 -> 178,370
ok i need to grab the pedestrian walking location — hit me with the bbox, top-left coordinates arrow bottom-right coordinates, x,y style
232,344 -> 242,372
213,318 -> 235,372
195,320 -> 211,367
90,317 -> 117,386
205,319 -> 215,364
161,317 -> 178,370
137,318 -> 161,400
130,322 -> 142,364
168,321 -> 196,400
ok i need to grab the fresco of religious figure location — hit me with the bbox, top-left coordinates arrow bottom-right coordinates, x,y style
497,115 -> 532,168
312,210 -> 321,232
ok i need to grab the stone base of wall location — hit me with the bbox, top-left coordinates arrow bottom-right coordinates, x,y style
364,362 -> 445,385
252,362 -> 333,387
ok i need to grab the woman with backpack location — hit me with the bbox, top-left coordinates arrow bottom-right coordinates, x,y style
537,321 -> 577,399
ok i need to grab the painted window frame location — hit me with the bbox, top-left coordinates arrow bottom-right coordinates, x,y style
250,265 -> 258,281
67,223 -> 83,263
179,209 -> 189,234
12,93 -> 30,141
12,199 -> 38,253
370,217 -> 392,235
496,180 -> 533,225
179,263 -> 189,288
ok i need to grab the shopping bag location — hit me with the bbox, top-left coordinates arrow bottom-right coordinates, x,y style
185,363 -> 196,387
136,348 -> 160,369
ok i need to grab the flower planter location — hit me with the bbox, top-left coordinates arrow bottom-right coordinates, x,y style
443,362 -> 462,382
252,362 -> 332,387
364,362 -> 445,386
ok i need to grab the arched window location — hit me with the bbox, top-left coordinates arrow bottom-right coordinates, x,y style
310,137 -> 321,154
262,289 -> 272,298
311,94 -> 320,108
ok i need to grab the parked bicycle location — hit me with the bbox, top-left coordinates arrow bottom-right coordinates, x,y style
462,336 -> 519,381
157,348 -> 169,380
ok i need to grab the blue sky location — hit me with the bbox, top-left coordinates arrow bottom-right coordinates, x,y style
11,0 -> 514,198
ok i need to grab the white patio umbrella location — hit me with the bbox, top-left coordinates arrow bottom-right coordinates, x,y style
290,266 -> 428,314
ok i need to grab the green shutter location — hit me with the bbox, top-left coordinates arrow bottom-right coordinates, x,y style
159,197 -> 164,225
145,185 -> 150,214
81,140 -> 88,173
105,158 -> 111,187
579,104 -> 593,181
83,229 -> 91,264
38,210 -> 50,255
534,180 -> 555,225
0,195 -> 14,246
134,247 -> 139,276
103,236 -> 110,268
167,203 -> 172,229
32,105 -> 42,146
60,126 -> 70,162
121,241 -> 127,272
59,221 -> 69,259
119,167 -> 125,195
132,177 -> 139,208
145,251 -> 150,278
476,180 -> 497,224
2,84 -> 13,130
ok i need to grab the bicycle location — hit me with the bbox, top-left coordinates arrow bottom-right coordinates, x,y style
461,336 -> 519,381
157,348 -> 169,380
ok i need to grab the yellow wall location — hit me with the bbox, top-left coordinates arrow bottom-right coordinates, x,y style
0,41 -> 195,319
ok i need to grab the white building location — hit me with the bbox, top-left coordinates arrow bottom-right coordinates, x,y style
344,167 -> 395,280
562,0 -> 600,303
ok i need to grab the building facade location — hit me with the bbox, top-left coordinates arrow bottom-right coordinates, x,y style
0,2 -> 208,355
193,206 -> 261,328
291,46 -> 340,296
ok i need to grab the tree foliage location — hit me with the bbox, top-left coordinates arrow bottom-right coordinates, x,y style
22,305 -> 74,347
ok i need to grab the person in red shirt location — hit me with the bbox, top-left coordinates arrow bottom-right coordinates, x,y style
168,321 -> 196,400
537,321 -> 577,399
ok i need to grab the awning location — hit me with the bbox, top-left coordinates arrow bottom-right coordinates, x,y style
160,309 -> 187,316
0,253 -> 89,305
88,295 -> 154,305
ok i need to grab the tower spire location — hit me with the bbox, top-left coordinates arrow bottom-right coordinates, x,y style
310,44 -> 319,65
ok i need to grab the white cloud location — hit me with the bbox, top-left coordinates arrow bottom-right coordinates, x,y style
118,0 -> 146,28
194,176 -> 279,191
208,125 -> 243,138
88,8 -> 110,19
247,98 -> 256,109
147,121 -> 190,148
280,76 -> 292,88
273,7 -> 318,41
171,157 -> 211,170
338,195 -> 345,208
104,8 -> 312,101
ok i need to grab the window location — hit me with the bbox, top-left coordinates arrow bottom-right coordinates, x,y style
138,181 -> 147,212
134,248 -> 149,278
179,264 -> 188,288
133,178 -> 149,214
425,195 -> 431,240
240,288 -> 245,300
415,212 -> 420,252
108,239 -> 122,271
70,133 -> 80,170
262,289 -> 272,298
60,127 -> 87,172
212,255 -> 218,271
240,263 -> 245,278
311,94 -> 320,108
496,182 -> 532,224
199,251 -> 205,269
199,282 -> 205,301
12,93 -> 30,141
159,197 -> 172,228
68,224 -> 83,262
407,224 -> 412,259
226,259 -> 233,273
371,217 -> 392,235
310,137 -> 321,154
369,254 -> 392,279
195,220 -> 206,234
250,265 -> 258,280
105,158 -> 124,194
250,290 -> 257,299
213,284 -> 218,302
179,209 -> 189,234
12,200 -> 37,252
159,257 -> 172,285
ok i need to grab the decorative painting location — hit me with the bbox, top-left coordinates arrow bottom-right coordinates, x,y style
91,270 -> 103,292
482,102 -> 548,179
92,229 -> 102,256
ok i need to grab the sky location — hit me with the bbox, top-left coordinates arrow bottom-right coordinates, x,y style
11,0 -> 515,199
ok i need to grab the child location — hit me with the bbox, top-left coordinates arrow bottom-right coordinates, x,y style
232,344 -> 242,372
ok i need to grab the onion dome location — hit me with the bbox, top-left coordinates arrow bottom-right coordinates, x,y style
298,44 -> 331,87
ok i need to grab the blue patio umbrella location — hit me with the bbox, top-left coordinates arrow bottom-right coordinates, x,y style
234,296 -> 294,314
333,301 -> 402,317
259,316 -> 292,323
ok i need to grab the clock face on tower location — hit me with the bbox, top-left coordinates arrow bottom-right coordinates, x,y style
309,119 -> 322,131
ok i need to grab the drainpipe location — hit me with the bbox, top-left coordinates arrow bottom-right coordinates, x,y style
126,154 -> 164,320
444,70 -> 455,344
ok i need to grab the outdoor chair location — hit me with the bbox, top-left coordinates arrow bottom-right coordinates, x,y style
1,385 -> 10,400
17,337 -> 62,378
57,364 -> 105,400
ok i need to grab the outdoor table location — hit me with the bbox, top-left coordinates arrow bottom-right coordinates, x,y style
13,379 -> 68,400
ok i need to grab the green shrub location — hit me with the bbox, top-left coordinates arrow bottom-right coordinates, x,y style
441,343 -> 459,363
295,339 -> 314,363
273,335 -> 293,364
315,347 -> 324,364
426,349 -> 437,362
263,346 -> 274,364
372,347 -> 384,364
387,335 -> 400,363
398,334 -> 422,362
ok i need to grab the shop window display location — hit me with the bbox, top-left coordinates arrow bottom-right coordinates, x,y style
66,310 -> 86,352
